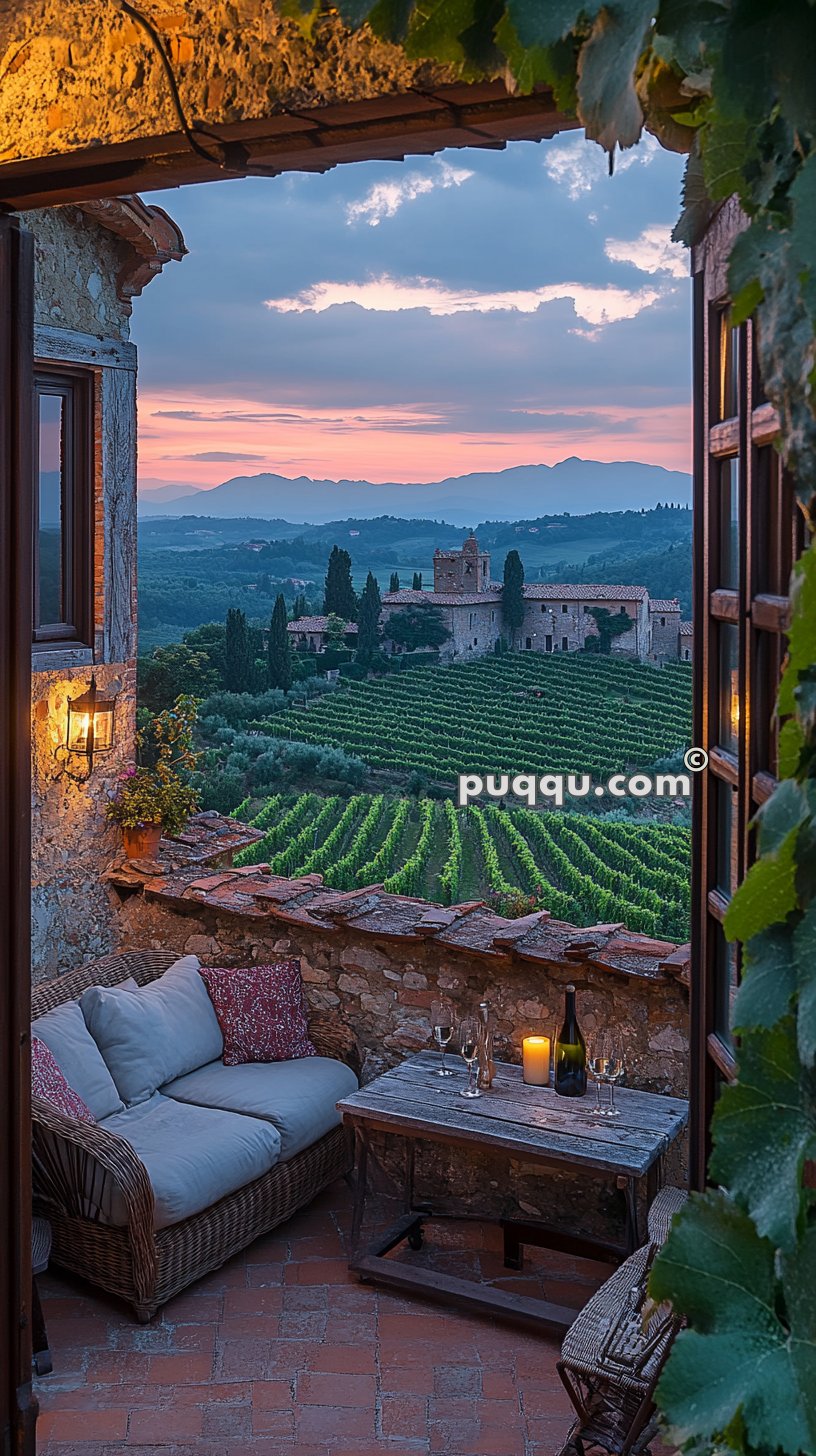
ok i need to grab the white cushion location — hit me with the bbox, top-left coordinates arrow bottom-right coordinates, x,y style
81,955 -> 223,1106
163,1055 -> 358,1160
99,1093 -> 281,1229
32,1000 -> 124,1120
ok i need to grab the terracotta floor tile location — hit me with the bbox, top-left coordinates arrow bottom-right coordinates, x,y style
36,1180 -> 592,1455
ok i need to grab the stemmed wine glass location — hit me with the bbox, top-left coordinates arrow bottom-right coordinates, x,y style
458,1015 -> 481,1099
588,1037 -> 624,1117
431,998 -> 455,1077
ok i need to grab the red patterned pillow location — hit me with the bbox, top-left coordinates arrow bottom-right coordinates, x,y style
199,961 -> 316,1066
31,1036 -> 96,1122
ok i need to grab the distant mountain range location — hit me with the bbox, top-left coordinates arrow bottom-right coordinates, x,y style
138,457 -> 691,525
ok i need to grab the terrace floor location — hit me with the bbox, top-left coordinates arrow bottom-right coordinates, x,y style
35,1178 -> 610,1456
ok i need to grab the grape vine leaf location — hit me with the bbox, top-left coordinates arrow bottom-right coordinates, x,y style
793,902 -> 816,1068
577,0 -> 654,150
777,716 -> 805,779
732,924 -> 796,1033
672,143 -> 711,246
778,550 -> 816,716
504,0 -> 584,50
723,824 -> 798,942
338,0 -> 414,37
754,778 -> 808,855
709,1018 -> 816,1251
652,1192 -> 816,1455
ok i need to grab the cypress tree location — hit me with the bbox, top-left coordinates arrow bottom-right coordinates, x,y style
292,592 -> 307,620
502,550 -> 525,648
323,546 -> 357,619
412,571 -> 423,591
357,571 -> 382,666
267,593 -> 293,691
224,607 -> 254,692
389,571 -> 400,593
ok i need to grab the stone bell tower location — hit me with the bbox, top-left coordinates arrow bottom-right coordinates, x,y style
433,533 -> 492,593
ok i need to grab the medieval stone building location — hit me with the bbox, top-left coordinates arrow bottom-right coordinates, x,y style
380,536 -> 692,664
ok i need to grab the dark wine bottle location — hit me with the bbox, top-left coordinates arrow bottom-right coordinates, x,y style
554,983 -> 587,1097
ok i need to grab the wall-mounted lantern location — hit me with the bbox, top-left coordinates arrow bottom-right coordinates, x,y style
64,676 -> 116,776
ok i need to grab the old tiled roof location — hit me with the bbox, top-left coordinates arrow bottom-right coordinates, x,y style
288,616 -> 357,633
382,591 -> 502,606
679,621 -> 694,636
523,584 -> 649,602
106,812 -> 689,988
648,599 -> 681,613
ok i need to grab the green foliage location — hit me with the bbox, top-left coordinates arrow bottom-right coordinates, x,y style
267,593 -> 293,692
138,640 -> 219,714
412,570 -> 423,590
234,790 -> 688,933
107,695 -> 200,835
356,570 -> 383,665
502,549 -> 525,645
587,604 -> 635,654
383,605 -> 451,650
224,607 -> 256,694
323,544 -> 358,619
265,655 -> 692,782
389,571 -> 400,592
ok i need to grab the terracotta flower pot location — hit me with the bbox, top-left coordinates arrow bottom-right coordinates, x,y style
122,822 -> 162,861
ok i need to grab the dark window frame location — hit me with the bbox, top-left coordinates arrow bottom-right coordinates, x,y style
690,219 -> 805,1188
32,363 -> 94,651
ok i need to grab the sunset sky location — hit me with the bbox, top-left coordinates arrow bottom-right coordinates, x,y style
136,131 -> 690,494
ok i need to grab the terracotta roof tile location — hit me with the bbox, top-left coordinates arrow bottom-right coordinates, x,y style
523,584 -> 649,602
288,616 -> 357,633
679,620 -> 694,635
648,599 -> 681,612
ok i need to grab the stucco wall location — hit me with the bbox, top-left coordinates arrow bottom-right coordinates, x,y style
26,205 -> 132,339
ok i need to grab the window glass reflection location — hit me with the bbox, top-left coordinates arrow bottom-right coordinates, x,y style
714,922 -> 739,1044
37,392 -> 64,627
716,779 -> 738,896
718,309 -> 740,420
719,622 -> 740,754
719,457 -> 740,588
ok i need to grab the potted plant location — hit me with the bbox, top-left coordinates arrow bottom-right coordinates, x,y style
107,695 -> 200,860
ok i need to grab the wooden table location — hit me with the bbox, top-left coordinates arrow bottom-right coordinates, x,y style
337,1051 -> 688,1336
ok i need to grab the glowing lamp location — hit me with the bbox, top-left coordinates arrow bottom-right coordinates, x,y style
66,676 -> 115,769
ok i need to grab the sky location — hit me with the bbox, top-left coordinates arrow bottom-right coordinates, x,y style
135,130 -> 690,493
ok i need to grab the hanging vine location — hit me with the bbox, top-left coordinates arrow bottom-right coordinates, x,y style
299,1 -> 816,1448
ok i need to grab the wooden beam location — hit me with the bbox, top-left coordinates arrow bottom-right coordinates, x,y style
0,84 -> 578,209
0,212 -> 36,1456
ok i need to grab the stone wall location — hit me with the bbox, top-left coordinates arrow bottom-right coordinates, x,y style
31,662 -> 137,981
0,2 -> 454,164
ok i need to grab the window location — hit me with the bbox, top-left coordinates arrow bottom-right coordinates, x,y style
690,229 -> 806,1187
33,367 -> 93,649
619,605 -> 626,615
660,616 -> 666,627
545,634 -> 552,652
561,603 -> 568,613
561,635 -> 568,651
525,636 -> 532,649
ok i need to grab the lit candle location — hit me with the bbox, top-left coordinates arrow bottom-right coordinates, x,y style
522,1035 -> 551,1086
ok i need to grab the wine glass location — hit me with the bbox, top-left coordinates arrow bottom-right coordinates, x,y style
605,1045 -> 624,1118
458,1015 -> 481,1099
431,998 -> 455,1078
587,1041 -> 608,1116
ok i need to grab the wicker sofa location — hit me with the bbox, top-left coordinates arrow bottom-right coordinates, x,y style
31,951 -> 360,1321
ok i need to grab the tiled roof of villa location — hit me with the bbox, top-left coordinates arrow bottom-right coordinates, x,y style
679,620 -> 694,636
382,590 -> 502,606
287,616 -> 357,633
648,599 -> 681,612
523,584 -> 649,601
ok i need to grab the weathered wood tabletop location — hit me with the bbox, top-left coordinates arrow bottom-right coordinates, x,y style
338,1050 -> 688,1179
338,1052 -> 689,1335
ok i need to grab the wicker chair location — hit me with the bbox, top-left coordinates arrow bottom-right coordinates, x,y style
556,1186 -> 688,1456
31,951 -> 360,1321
